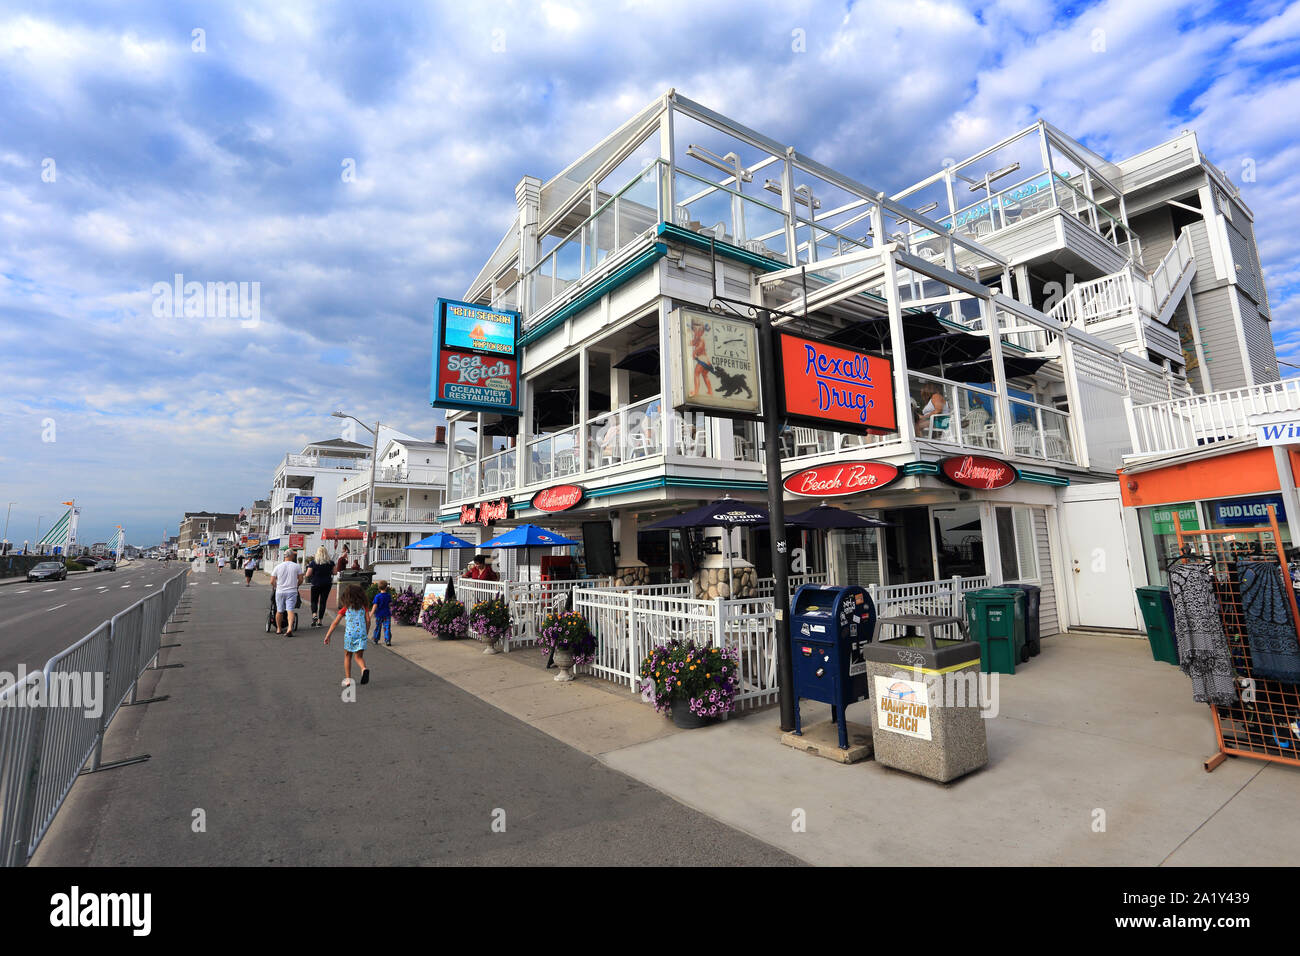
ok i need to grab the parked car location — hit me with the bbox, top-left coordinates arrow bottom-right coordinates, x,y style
27,561 -> 68,582
95,558 -> 117,572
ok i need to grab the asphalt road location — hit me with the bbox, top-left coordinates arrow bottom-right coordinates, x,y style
33,566 -> 799,866
0,561 -> 192,675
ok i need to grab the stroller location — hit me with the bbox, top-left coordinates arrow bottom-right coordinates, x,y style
265,590 -> 277,633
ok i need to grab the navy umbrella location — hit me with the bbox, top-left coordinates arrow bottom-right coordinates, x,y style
786,503 -> 893,530
944,355 -> 1049,383
644,497 -> 768,585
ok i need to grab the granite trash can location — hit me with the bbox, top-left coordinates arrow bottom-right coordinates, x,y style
861,617 -> 988,783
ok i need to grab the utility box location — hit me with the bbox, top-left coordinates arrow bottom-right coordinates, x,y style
861,618 -> 987,783
790,585 -> 876,749
966,588 -> 1026,674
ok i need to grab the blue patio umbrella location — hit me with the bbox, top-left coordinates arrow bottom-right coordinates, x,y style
480,524 -> 580,582
406,531 -> 476,579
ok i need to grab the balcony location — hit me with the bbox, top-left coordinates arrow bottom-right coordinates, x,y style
1127,380 -> 1300,458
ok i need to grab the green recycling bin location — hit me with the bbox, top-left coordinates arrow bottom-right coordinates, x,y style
965,588 -> 1026,674
1135,585 -> 1179,665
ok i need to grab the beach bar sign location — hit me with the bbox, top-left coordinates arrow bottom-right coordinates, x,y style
778,332 -> 897,435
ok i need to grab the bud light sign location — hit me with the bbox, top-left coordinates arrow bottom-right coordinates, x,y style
431,298 -> 520,414
778,333 -> 897,435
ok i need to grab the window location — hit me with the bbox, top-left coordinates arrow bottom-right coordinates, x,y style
933,506 -> 985,578
996,506 -> 1038,581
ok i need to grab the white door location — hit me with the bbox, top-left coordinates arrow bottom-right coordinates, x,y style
1061,496 -> 1140,630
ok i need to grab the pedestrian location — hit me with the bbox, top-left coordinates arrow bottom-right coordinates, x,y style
462,555 -> 486,580
371,579 -> 392,646
324,584 -> 371,688
217,552 -> 226,572
271,548 -> 303,636
243,552 -> 258,587
335,546 -> 350,574
305,545 -> 335,627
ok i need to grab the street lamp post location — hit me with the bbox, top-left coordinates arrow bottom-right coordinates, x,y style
333,411 -> 381,570
2,502 -> 13,553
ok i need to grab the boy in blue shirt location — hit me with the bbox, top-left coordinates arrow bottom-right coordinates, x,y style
371,579 -> 393,646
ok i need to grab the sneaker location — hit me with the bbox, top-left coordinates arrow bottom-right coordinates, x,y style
385,641 -> 391,647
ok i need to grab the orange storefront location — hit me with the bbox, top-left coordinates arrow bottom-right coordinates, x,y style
1118,443 -> 1300,584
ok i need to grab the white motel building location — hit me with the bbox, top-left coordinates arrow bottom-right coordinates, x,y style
437,89 -> 1282,636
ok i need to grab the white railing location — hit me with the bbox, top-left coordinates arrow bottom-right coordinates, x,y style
1127,380 -> 1300,457
869,575 -> 989,640
456,577 -> 612,650
373,548 -> 410,564
1150,229 -> 1194,309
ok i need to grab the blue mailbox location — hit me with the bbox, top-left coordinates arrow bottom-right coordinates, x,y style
790,584 -> 877,749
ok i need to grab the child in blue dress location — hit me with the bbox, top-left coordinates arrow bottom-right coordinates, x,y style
324,584 -> 371,687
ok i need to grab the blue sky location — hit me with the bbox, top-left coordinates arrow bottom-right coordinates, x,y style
1,0 -> 1298,545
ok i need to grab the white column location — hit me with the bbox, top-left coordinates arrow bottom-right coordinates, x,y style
1273,444 -> 1300,545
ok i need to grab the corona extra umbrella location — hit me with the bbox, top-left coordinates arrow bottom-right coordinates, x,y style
406,531 -> 476,579
479,524 -> 580,582
644,496 -> 769,587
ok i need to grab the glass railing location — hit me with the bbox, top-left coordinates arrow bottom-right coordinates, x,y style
672,168 -> 790,260
478,448 -> 517,496
449,463 -> 477,501
526,425 -> 580,484
1051,173 -> 1139,260
588,396 -> 664,470
1009,399 -> 1075,463
527,161 -> 664,319
908,374 -> 1002,452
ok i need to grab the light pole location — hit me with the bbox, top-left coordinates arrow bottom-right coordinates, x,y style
2,502 -> 13,553
35,515 -> 43,554
333,411 -> 381,570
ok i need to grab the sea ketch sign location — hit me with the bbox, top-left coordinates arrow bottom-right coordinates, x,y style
783,462 -> 901,498
938,455 -> 1019,490
460,498 -> 510,527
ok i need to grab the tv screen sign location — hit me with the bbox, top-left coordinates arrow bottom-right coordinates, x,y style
778,333 -> 896,435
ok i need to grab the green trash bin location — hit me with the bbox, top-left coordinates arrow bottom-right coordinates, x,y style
1135,585 -> 1179,665
965,588 -> 1026,674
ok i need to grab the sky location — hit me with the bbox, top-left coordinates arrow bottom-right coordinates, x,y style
1,0 -> 1299,546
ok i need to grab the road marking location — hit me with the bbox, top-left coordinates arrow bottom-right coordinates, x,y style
71,587 -> 81,591
120,585 -> 130,588
47,603 -> 66,611
17,589 -> 30,594
44,588 -> 55,592
146,584 -> 155,588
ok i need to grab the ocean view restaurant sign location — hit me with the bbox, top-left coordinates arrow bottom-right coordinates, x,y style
777,332 -> 897,435
431,298 -> 520,414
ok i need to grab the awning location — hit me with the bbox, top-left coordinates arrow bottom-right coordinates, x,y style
323,528 -> 365,541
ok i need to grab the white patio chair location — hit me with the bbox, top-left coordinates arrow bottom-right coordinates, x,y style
1012,422 -> 1040,456
675,419 -> 707,456
791,427 -> 822,455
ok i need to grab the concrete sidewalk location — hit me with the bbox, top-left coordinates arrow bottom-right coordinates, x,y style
386,622 -> 1300,866
33,569 -> 797,866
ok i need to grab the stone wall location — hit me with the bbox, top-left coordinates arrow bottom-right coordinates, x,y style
613,565 -> 650,588
692,565 -> 758,600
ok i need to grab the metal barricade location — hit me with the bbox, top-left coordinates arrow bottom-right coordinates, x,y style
1,569 -> 189,866
26,622 -> 112,856
0,673 -> 45,868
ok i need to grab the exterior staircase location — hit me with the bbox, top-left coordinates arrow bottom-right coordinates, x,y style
1047,229 -> 1196,363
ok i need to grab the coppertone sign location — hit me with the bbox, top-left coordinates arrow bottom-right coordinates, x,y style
532,485 -> 584,513
938,455 -> 1018,490
783,461 -> 901,498
667,307 -> 761,420
460,498 -> 511,526
777,332 -> 897,436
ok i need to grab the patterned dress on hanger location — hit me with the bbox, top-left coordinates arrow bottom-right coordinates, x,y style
1167,560 -> 1238,706
1237,559 -> 1300,684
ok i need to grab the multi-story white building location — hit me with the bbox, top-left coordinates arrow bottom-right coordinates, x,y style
334,432 -> 451,575
439,91 -> 1283,634
266,437 -> 372,560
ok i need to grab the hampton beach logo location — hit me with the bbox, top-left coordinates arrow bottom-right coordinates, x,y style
151,273 -> 260,327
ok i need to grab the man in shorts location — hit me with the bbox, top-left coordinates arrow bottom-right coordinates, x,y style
271,549 -> 303,636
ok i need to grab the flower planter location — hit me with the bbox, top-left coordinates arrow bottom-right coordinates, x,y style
553,648 -> 576,682
670,702 -> 717,730
482,637 -> 501,654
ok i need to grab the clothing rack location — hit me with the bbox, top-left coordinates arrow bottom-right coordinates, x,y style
1174,506 -> 1300,772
